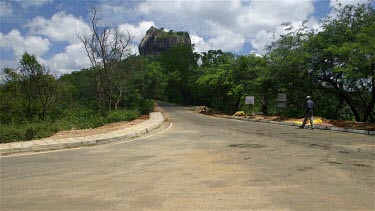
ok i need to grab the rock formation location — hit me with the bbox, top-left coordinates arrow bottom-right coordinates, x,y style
138,26 -> 191,55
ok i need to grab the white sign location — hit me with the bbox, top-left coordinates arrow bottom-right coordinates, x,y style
277,93 -> 287,102
277,93 -> 287,108
245,96 -> 255,105
277,102 -> 286,108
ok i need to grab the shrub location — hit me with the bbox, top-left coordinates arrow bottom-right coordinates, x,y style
62,108 -> 105,129
139,99 -> 154,115
0,107 -> 142,143
106,109 -> 140,123
0,121 -> 57,143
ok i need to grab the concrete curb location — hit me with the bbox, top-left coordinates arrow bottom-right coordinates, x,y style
223,116 -> 374,136
0,112 -> 165,156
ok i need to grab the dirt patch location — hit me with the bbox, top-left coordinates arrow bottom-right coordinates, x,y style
41,115 -> 149,140
191,106 -> 223,115
328,119 -> 375,131
353,163 -> 371,168
327,161 -> 343,165
228,144 -> 266,148
216,113 -> 375,131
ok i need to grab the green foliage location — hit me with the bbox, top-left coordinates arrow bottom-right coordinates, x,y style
2,2 -> 374,143
0,107 -> 141,143
61,108 -> 105,129
304,3 -> 375,121
106,109 -> 140,123
58,68 -> 97,109
0,53 -> 61,123
0,119 -> 61,143
160,44 -> 198,104
144,60 -> 168,100
156,30 -> 189,40
139,99 -> 155,115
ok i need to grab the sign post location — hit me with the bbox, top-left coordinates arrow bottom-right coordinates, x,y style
245,96 -> 255,116
277,93 -> 287,115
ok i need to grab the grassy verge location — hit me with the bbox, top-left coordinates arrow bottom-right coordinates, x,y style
0,108 -> 141,144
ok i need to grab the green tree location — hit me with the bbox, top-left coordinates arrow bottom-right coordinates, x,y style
144,59 -> 168,100
78,7 -> 134,111
306,3 -> 375,122
160,44 -> 198,104
58,68 -> 97,110
1,52 -> 61,122
264,22 -> 313,117
230,54 -> 268,113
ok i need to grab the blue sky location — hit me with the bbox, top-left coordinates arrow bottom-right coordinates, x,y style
0,0 -> 370,76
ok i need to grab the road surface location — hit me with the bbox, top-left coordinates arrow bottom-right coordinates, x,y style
1,104 -> 374,210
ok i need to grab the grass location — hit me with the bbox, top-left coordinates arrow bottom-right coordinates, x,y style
0,108 -> 141,144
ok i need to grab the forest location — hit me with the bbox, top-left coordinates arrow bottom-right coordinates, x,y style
0,3 -> 374,143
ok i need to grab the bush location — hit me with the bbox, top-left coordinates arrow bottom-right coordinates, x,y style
62,108 -> 105,129
106,109 -> 140,123
0,107 -> 143,143
139,99 -> 154,115
0,124 -> 24,143
0,120 -> 57,143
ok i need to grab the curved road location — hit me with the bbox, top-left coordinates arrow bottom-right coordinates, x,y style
1,104 -> 374,210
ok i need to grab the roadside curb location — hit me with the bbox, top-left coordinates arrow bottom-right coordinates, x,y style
222,116 -> 374,136
0,112 -> 165,156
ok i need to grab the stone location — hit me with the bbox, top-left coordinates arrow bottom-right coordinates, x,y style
346,128 -> 368,135
138,26 -> 191,55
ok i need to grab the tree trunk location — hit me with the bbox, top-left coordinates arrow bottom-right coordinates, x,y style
362,62 -> 375,122
333,99 -> 344,119
235,96 -> 241,111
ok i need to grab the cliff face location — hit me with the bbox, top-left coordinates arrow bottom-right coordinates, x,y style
138,26 -> 191,55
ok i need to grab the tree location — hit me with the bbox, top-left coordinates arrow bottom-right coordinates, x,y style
160,44 -> 198,104
196,50 -> 235,113
265,22 -> 313,117
306,3 -> 375,122
58,68 -> 97,109
230,54 -> 268,113
78,7 -> 134,111
0,52 -> 60,122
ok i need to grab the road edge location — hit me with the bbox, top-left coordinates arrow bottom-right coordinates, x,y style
0,112 -> 165,156
220,115 -> 374,136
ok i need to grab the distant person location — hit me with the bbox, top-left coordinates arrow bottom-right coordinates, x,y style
261,97 -> 268,115
299,96 -> 314,129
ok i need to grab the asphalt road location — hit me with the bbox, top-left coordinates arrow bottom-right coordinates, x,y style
1,104 -> 374,210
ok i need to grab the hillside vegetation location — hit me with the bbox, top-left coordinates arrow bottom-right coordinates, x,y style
0,3 -> 374,143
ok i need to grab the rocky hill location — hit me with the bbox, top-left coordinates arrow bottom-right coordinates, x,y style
138,26 -> 191,55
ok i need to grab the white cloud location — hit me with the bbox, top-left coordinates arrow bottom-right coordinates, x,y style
46,42 -> 90,76
119,21 -> 156,44
0,29 -> 51,58
25,12 -> 90,44
137,0 -> 317,53
0,29 -> 89,76
191,35 -> 210,53
0,1 -> 13,17
118,21 -> 158,55
197,21 -> 245,52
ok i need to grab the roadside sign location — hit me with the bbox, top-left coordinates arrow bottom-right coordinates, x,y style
277,93 -> 287,108
277,102 -> 286,108
245,96 -> 254,105
277,93 -> 287,102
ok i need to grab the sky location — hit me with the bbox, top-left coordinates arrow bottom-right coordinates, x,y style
0,0 -> 371,76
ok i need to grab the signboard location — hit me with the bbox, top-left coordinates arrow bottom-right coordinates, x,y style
245,96 -> 255,105
277,93 -> 287,108
277,93 -> 287,102
277,102 -> 286,108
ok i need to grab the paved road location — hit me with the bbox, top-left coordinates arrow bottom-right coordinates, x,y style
1,105 -> 374,210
